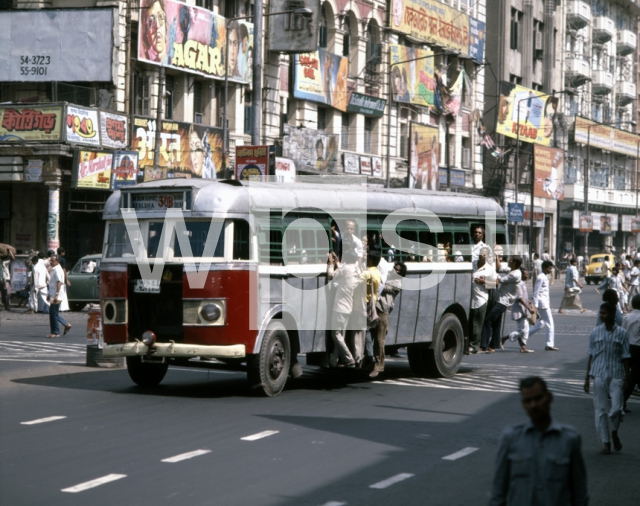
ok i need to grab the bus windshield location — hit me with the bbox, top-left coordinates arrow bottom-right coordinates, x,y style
105,223 -> 134,258
173,221 -> 225,258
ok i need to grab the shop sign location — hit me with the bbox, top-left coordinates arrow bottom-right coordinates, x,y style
111,151 -> 139,190
25,159 -> 43,182
372,156 -> 383,178
450,169 -> 465,186
468,17 -> 485,63
138,0 -> 253,85
235,145 -> 274,181
0,104 -> 64,142
65,105 -> 100,147
360,156 -> 372,175
14,233 -> 31,249
100,111 -> 128,149
438,167 -> 448,185
389,44 -> 435,107
293,48 -> 349,112
574,117 -> 640,157
130,192 -> 187,210
621,215 -> 640,232
282,125 -> 338,173
508,203 -> 524,223
72,150 -> 113,190
533,145 -> 565,200
343,152 -> 359,174
408,122 -> 439,190
347,93 -> 386,117
275,157 -> 296,183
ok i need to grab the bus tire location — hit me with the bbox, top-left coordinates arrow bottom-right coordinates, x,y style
424,313 -> 464,378
407,343 -> 427,376
70,302 -> 86,312
126,356 -> 169,387
247,322 -> 291,397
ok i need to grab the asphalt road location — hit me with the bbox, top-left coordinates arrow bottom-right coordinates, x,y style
1,282 -> 639,506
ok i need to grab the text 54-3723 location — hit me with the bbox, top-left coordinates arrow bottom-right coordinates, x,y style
20,55 -> 51,65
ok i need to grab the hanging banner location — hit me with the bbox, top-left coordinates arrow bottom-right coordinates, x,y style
579,214 -> 593,233
533,145 -> 565,201
138,0 -> 253,84
434,69 -> 464,116
600,215 -> 613,235
468,17 -> 485,63
72,150 -> 113,190
235,145 -> 273,181
133,117 -> 224,181
293,48 -> 349,112
574,117 -> 640,157
408,122 -> 439,190
389,44 -> 435,106
47,189 -> 60,251
282,125 -> 339,173
632,218 -> 640,233
496,81 -> 558,146
390,0 -> 469,54
100,111 -> 128,149
65,105 -> 100,147
111,151 -> 139,190
0,104 -> 64,142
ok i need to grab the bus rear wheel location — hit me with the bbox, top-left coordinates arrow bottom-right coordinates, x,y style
247,322 -> 291,397
126,356 -> 169,387
408,313 -> 464,378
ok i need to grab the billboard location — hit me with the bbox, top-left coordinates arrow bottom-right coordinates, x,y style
111,151 -> 139,190
268,0 -> 320,53
100,111 -> 128,149
574,117 -> 640,157
389,44 -> 435,106
235,145 -> 274,181
65,105 -> 101,147
138,0 -> 253,84
282,125 -> 339,173
408,122 -> 439,190
133,117 -> 225,181
372,156 -> 383,178
533,145 -> 565,201
275,157 -> 296,183
72,150 -> 113,190
293,48 -> 349,112
468,17 -> 486,63
0,105 -> 64,142
496,81 -> 558,146
0,9 -> 114,82
390,0 -> 469,54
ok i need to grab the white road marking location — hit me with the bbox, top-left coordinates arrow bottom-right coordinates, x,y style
21,416 -> 67,425
320,502 -> 347,506
442,447 -> 479,461
369,473 -> 414,489
0,358 -> 85,364
61,474 -> 127,493
161,449 -> 211,463
241,430 -> 279,441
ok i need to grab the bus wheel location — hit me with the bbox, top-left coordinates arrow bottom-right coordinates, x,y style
126,356 -> 169,387
247,322 -> 291,397
425,313 -> 464,378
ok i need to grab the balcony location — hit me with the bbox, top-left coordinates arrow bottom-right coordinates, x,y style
616,81 -> 636,105
592,16 -> 615,43
617,30 -> 637,56
566,1 -> 591,29
591,70 -> 614,94
565,57 -> 591,86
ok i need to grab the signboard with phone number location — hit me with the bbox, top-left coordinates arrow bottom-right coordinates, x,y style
19,55 -> 51,77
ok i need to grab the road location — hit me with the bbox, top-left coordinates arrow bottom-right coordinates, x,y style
1,282 -> 639,506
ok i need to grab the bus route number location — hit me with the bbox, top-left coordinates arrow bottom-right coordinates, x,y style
157,195 -> 174,208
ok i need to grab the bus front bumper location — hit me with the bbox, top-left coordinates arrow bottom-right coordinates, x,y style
103,342 -> 246,359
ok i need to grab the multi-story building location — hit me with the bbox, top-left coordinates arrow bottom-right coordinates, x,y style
0,0 -> 487,262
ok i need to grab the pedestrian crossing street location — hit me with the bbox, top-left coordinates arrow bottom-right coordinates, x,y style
0,340 -> 86,361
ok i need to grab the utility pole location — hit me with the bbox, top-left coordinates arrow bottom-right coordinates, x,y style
252,0 -> 264,145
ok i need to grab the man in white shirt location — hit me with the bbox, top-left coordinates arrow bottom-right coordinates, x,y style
629,259 -> 640,299
33,255 -> 50,314
528,260 -> 558,350
471,225 -> 487,271
470,247 -> 495,353
621,294 -> 640,411
46,255 -> 71,338
532,253 -> 542,286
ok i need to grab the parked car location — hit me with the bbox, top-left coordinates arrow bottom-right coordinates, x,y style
584,254 -> 616,285
66,254 -> 101,311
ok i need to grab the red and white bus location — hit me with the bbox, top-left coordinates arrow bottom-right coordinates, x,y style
100,179 -> 506,396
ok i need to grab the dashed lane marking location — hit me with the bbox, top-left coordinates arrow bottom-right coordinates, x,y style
21,416 -> 67,425
369,473 -> 414,489
61,474 -> 126,493
161,449 -> 211,463
241,430 -> 279,441
320,502 -> 347,506
442,447 -> 479,461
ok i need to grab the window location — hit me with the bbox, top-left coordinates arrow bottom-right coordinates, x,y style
244,91 -> 253,135
232,219 -> 251,260
134,73 -> 150,116
364,117 -> 373,153
193,80 -> 203,124
174,221 -> 225,258
365,23 -> 381,76
341,113 -> 350,150
509,74 -> 522,85
342,17 -> 351,57
105,223 -> 134,258
165,74 -> 175,120
319,7 -> 328,48
196,0 -> 214,9
318,107 -> 327,131
0,0 -> 13,9
510,9 -> 522,51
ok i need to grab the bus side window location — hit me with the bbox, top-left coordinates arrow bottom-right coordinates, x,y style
232,219 -> 251,260
284,227 -> 301,264
398,228 -> 418,262
418,230 -> 436,262
454,231 -> 471,262
436,232 -> 453,262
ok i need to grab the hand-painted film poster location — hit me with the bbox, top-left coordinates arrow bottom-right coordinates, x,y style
533,145 -> 565,201
408,122 -> 439,191
235,145 -> 271,181
0,104 -> 64,142
282,125 -> 339,173
138,0 -> 253,84
100,111 -> 128,149
65,105 -> 101,147
496,81 -> 558,146
294,48 -> 349,112
389,44 -> 435,106
72,150 -> 113,190
111,151 -> 139,190
133,117 -> 224,181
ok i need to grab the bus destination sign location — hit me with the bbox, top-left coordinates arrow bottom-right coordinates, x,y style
130,193 -> 186,210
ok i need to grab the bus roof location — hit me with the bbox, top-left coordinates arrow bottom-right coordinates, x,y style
103,179 -> 504,219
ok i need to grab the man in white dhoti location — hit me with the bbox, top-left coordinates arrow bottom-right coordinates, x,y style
33,254 -> 50,314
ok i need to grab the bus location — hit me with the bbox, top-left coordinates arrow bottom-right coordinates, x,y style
100,179 -> 506,396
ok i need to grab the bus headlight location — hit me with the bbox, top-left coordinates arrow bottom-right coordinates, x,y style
183,299 -> 226,326
201,304 -> 221,322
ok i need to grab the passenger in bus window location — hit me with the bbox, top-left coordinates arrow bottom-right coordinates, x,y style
471,225 -> 487,271
470,247 -> 495,353
341,220 -> 363,266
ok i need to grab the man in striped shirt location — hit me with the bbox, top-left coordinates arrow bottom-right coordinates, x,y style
584,302 -> 631,454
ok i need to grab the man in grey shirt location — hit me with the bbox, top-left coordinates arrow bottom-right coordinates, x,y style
490,376 -> 588,506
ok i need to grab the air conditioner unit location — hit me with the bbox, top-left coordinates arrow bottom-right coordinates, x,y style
194,113 -> 203,124
462,148 -> 471,168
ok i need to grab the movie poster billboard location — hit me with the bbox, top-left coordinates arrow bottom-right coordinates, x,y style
390,0 -> 469,54
0,104 -> 64,142
72,150 -> 113,190
533,145 -> 565,201
133,117 -> 224,181
100,111 -> 128,149
111,151 -> 139,190
468,17 -> 486,63
293,48 -> 349,112
408,122 -> 439,190
235,145 -> 272,181
389,44 -> 435,106
631,217 -> 640,233
282,125 -> 339,173
496,81 -> 558,146
65,105 -> 101,147
138,0 -> 253,84
579,214 -> 593,233
600,215 -> 613,235
343,152 -> 359,174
